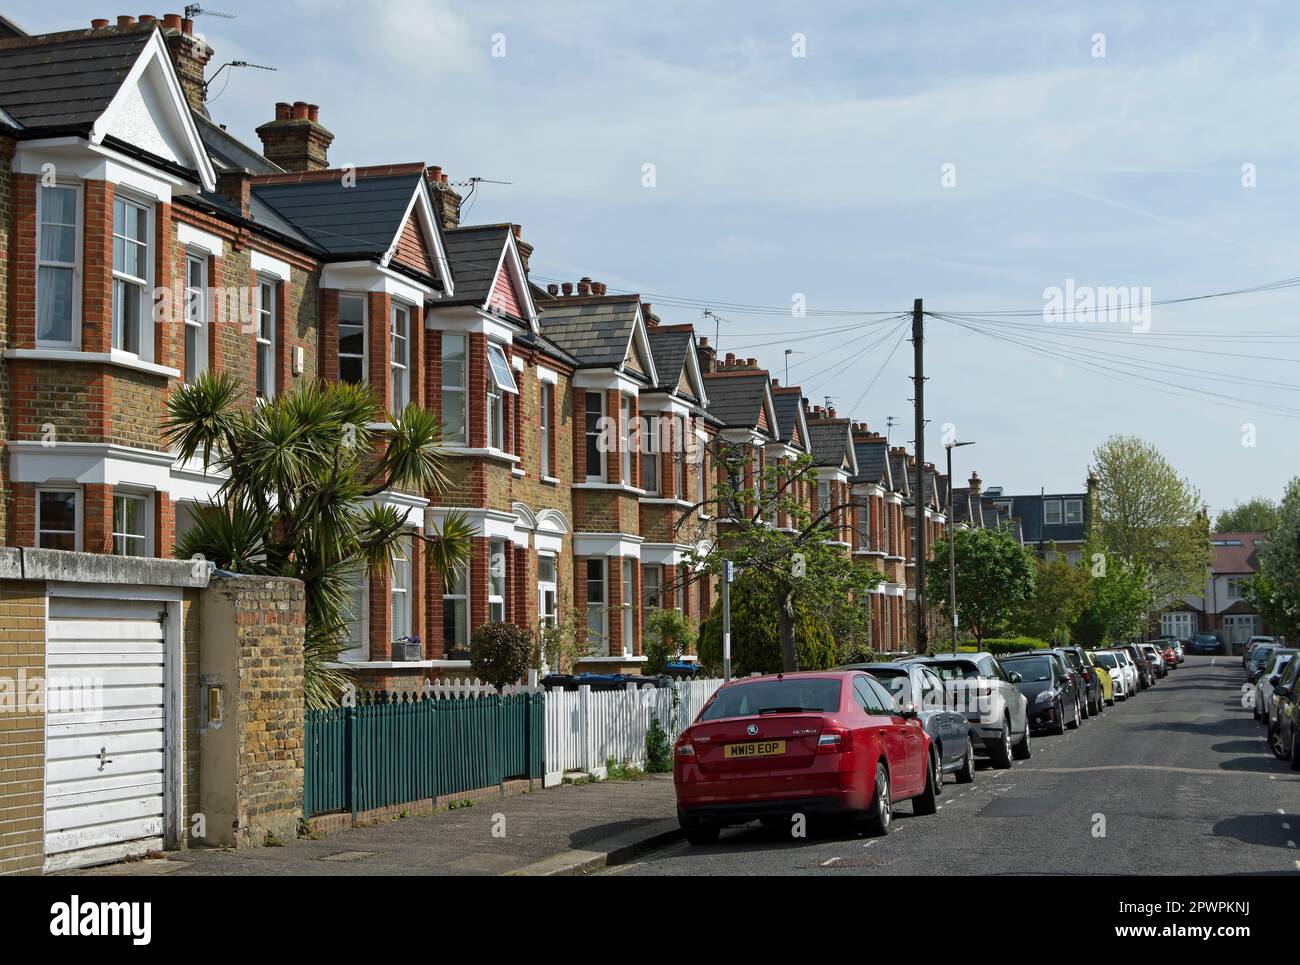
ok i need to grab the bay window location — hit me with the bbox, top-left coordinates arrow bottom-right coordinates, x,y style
390,302 -> 409,412
441,333 -> 467,443
488,538 -> 508,622
586,558 -> 607,650
642,565 -> 660,612
620,396 -> 632,484
539,382 -> 553,477
36,487 -> 80,551
338,294 -> 366,385
183,253 -> 207,383
255,278 -> 277,399
674,418 -> 686,497
390,535 -> 412,642
342,566 -> 368,661
486,342 -> 517,451
443,565 -> 469,655
538,555 -> 557,629
37,184 -> 80,347
641,415 -> 660,494
111,194 -> 150,356
112,493 -> 150,557
622,558 -> 634,656
585,392 -> 605,480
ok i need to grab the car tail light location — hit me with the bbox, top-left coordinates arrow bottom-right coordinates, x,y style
675,741 -> 695,757
817,727 -> 850,754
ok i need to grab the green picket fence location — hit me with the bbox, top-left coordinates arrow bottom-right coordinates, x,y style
303,691 -> 545,819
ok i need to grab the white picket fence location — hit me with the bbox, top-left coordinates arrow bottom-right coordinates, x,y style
543,678 -> 723,786
419,671 -> 542,700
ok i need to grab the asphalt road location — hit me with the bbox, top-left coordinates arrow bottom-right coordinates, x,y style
610,654 -> 1300,875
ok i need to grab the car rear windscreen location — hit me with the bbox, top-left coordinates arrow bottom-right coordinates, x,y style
917,660 -> 981,681
699,678 -> 842,720
1092,653 -> 1118,668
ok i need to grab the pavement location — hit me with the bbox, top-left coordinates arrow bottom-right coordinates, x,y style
78,774 -> 680,877
609,655 -> 1300,875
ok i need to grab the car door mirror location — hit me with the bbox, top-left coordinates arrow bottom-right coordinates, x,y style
1007,671 -> 1022,684
1277,685 -> 1293,698
1270,675 -> 1282,686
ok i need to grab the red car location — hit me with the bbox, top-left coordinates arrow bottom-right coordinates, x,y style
673,671 -> 939,844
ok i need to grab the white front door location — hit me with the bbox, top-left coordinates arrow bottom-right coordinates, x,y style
44,597 -> 171,871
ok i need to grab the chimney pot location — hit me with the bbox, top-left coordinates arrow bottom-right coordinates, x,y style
92,18 -> 110,28
307,104 -> 320,123
577,280 -> 591,295
698,336 -> 709,347
275,102 -> 292,120
291,101 -> 310,120
771,378 -> 780,386
725,352 -> 736,364
512,223 -> 522,239
138,15 -> 157,26
163,13 -> 183,29
429,165 -> 442,181
561,282 -> 574,296
182,16 -> 193,34
828,407 -> 836,419
117,16 -> 136,27
546,283 -> 559,296
746,358 -> 757,368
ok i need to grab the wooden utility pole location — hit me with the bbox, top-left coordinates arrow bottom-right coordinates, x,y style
911,298 -> 929,654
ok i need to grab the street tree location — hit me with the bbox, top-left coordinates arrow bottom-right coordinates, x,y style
1013,547 -> 1090,644
1214,496 -> 1281,534
164,373 -> 472,708
926,525 -> 1035,647
1243,477 -> 1300,640
684,447 -> 880,672
1070,538 -> 1152,648
1089,435 -> 1210,612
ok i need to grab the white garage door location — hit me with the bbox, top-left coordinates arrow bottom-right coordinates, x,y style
44,597 -> 171,872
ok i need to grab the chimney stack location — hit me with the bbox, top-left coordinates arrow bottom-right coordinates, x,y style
695,335 -> 716,374
968,470 -> 982,496
159,12 -> 212,115
256,100 -> 334,172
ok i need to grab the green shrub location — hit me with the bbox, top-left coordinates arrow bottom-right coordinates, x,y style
696,571 -> 837,675
470,621 -> 533,692
980,636 -> 1051,655
643,607 -> 696,675
645,718 -> 672,772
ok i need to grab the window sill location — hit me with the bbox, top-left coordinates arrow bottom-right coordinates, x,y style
579,655 -> 648,664
540,475 -> 561,486
640,497 -> 692,508
512,467 -> 526,478
6,348 -> 180,380
365,421 -> 396,432
327,660 -> 435,670
444,446 -> 521,465
573,481 -> 646,496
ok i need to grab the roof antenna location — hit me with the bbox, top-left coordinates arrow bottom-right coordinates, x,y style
204,61 -> 277,103
184,4 -> 237,20
702,309 -> 725,348
885,415 -> 899,444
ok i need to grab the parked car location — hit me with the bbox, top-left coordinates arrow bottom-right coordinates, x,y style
1266,658 -> 1300,770
1083,650 -> 1116,705
1111,648 -> 1142,696
1001,653 -> 1080,735
847,662 -> 976,783
1151,640 -> 1178,670
1139,643 -> 1168,679
1245,636 -> 1277,669
1255,650 -> 1297,723
1189,632 -> 1221,655
1248,644 -> 1280,683
1088,649 -> 1129,701
901,653 -> 1031,769
1172,639 -> 1186,664
1122,643 -> 1156,688
1057,645 -> 1105,715
673,671 -> 939,842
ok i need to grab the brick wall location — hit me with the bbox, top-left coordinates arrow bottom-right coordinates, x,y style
0,581 -> 44,875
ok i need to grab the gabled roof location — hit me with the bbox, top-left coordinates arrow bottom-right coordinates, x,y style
807,421 -> 858,474
888,450 -> 911,498
950,487 -> 977,525
0,27 -> 216,190
251,167 -> 451,289
770,388 -> 809,450
852,438 -> 889,485
646,327 -> 708,405
702,371 -> 776,433
439,224 -> 538,329
0,30 -> 152,132
539,295 -> 656,380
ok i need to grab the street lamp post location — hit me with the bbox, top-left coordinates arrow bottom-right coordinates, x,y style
946,440 -> 975,654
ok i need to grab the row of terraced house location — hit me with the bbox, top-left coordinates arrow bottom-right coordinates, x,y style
0,14 -> 1040,692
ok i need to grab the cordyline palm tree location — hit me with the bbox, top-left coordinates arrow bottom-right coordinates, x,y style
164,372 -> 472,708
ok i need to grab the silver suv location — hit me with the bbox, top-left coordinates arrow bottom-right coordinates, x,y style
902,653 -> 1030,769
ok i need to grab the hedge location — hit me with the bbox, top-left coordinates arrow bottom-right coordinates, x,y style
958,636 -> 1052,655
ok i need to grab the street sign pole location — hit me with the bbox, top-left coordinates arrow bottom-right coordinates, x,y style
722,560 -> 733,681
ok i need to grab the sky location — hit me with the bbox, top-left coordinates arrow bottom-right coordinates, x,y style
12,0 -> 1300,517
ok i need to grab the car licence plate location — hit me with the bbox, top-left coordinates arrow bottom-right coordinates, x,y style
724,740 -> 786,758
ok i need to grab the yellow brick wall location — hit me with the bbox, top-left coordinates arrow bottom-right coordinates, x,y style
0,580 -> 45,875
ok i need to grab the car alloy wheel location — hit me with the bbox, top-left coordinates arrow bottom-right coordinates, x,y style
955,739 -> 975,784
1271,725 -> 1289,761
860,763 -> 892,836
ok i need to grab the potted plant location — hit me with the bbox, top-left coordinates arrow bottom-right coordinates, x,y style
392,634 -> 423,662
